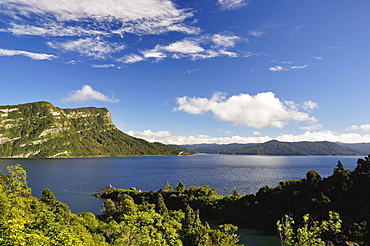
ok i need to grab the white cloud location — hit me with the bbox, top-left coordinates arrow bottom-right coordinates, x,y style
62,85 -> 119,103
277,131 -> 370,143
248,30 -> 265,38
346,124 -> 370,132
118,54 -> 144,64
1,0 -> 197,36
162,40 -> 205,54
291,64 -> 308,69
5,23 -> 108,37
269,66 -> 286,72
127,33 -> 245,64
269,64 -> 308,72
303,101 -> 319,111
218,0 -> 248,10
127,129 -> 271,145
187,68 -> 200,74
300,124 -> 323,131
126,129 -> 370,145
0,47 -> 55,60
253,131 -> 261,135
47,37 -> 125,59
92,64 -> 117,68
211,34 -> 241,48
174,92 -> 317,129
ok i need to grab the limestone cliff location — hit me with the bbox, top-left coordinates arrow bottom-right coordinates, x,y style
0,101 -> 188,158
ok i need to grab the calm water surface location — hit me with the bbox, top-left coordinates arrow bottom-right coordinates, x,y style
0,154 -> 362,245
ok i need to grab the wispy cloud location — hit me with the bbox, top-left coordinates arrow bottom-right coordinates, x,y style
269,66 -> 286,72
248,30 -> 265,38
0,1 -> 253,65
92,64 -> 117,69
187,68 -> 200,74
119,33 -> 246,64
47,37 -> 125,59
218,0 -> 248,10
174,92 -> 317,129
300,124 -> 323,131
0,0 -> 197,36
62,85 -> 119,103
269,64 -> 308,72
0,48 -> 56,60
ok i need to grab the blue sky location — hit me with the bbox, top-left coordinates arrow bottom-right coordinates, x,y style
0,0 -> 369,145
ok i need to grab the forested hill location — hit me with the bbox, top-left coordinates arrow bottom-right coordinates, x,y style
0,101 -> 190,158
220,140 -> 363,155
189,140 -> 362,155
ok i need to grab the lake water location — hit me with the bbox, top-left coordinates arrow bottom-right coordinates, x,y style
0,154 -> 363,245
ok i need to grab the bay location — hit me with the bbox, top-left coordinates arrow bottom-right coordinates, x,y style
0,154 -> 362,245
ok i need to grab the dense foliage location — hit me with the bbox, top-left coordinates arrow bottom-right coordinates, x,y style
220,140 -> 363,155
112,155 -> 370,245
0,101 -> 191,157
0,164 -> 241,246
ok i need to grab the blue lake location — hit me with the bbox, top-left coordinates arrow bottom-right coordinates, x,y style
0,154 -> 363,245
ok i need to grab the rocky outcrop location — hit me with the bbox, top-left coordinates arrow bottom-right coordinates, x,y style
92,185 -> 117,198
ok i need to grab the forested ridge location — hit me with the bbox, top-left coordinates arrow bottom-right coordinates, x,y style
184,140 -> 365,155
0,101 -> 191,157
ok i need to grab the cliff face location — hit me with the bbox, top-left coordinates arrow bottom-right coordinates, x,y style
0,101 -> 186,158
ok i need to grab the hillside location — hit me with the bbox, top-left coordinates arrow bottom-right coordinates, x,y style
220,140 -> 363,155
182,143 -> 254,154
0,101 -> 190,158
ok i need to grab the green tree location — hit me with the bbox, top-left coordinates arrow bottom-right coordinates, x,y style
277,211 -> 342,246
7,164 -> 31,196
41,188 -> 57,206
175,182 -> 185,193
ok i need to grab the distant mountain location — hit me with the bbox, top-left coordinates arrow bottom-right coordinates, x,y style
220,140 -> 363,156
337,142 -> 370,155
183,141 -> 369,156
0,101 -> 191,158
182,143 -> 255,154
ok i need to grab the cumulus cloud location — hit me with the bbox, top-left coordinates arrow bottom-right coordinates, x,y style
0,47 -> 56,60
127,129 -> 271,145
174,92 -> 317,129
277,131 -> 370,143
218,0 -> 248,10
303,101 -> 319,111
346,124 -> 370,132
62,85 -> 119,103
127,129 -> 370,145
